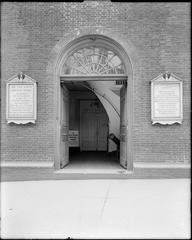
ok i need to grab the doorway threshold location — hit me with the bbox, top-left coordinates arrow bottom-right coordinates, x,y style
53,168 -> 133,179
54,151 -> 132,177
54,168 -> 130,175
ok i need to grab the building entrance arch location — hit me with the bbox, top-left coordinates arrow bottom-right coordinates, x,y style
49,33 -> 134,172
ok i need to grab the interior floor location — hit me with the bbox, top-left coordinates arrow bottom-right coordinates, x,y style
64,150 -> 123,170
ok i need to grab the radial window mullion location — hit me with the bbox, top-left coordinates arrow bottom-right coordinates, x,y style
63,46 -> 125,75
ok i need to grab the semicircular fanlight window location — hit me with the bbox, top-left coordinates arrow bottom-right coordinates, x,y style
62,46 -> 125,75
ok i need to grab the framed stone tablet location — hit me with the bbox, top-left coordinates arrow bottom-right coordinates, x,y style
151,72 -> 183,125
6,73 -> 37,124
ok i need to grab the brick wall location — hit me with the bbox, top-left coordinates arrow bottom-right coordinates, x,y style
1,1 -> 190,164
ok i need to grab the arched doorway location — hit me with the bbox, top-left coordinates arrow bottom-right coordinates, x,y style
51,34 -> 133,172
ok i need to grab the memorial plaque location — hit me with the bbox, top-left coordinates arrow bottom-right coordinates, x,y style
6,73 -> 37,124
151,73 -> 183,124
68,130 -> 79,147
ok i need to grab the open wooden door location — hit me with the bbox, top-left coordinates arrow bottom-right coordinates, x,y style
60,85 -> 69,168
120,84 -> 128,169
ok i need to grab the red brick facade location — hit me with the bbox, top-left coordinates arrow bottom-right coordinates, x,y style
1,2 -> 191,175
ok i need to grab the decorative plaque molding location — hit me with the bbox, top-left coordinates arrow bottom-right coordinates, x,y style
6,73 -> 37,124
151,72 -> 183,125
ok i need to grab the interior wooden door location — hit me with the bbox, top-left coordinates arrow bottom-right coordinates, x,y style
60,85 -> 69,168
80,100 -> 108,151
120,85 -> 128,168
81,111 -> 97,150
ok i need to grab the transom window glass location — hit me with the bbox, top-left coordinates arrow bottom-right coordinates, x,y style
62,46 -> 125,75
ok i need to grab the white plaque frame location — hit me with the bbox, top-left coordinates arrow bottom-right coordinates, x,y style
151,73 -> 183,125
6,74 -> 37,124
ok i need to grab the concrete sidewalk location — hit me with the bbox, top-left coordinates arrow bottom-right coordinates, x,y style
0,179 -> 190,239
